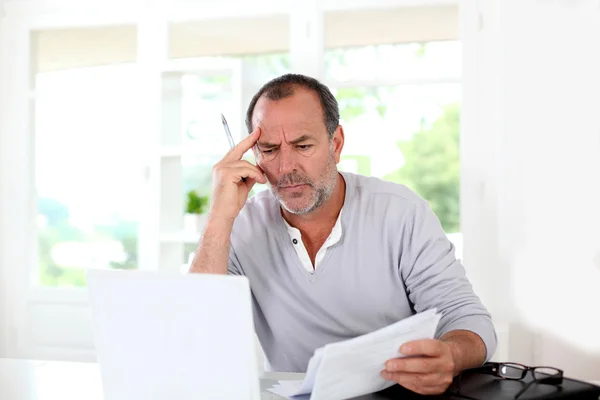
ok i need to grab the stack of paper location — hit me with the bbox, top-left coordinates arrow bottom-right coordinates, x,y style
267,309 -> 441,400
266,381 -> 307,399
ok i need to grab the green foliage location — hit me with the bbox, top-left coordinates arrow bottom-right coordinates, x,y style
242,53 -> 291,77
40,265 -> 87,287
340,155 -> 371,176
109,235 -> 138,270
337,87 -> 370,120
336,87 -> 392,122
329,44 -> 460,232
415,43 -> 427,58
384,102 -> 461,233
185,190 -> 209,214
38,196 -> 140,286
38,219 -> 88,288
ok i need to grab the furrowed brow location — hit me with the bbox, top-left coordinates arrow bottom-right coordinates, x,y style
288,135 -> 314,145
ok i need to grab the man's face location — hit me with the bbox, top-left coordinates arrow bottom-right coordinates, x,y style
252,88 -> 344,215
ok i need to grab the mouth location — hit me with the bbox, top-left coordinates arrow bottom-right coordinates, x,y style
278,184 -> 308,190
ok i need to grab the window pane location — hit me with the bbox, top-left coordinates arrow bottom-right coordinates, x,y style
176,53 -> 289,268
36,65 -> 141,287
180,53 -> 289,195
327,41 -> 461,237
163,15 -> 290,273
180,68 -> 239,160
334,83 -> 461,234
325,41 -> 461,83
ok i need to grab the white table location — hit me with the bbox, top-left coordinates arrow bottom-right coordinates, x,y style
0,358 -> 303,400
3,358 -> 599,400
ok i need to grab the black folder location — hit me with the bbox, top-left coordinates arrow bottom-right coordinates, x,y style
364,370 -> 600,400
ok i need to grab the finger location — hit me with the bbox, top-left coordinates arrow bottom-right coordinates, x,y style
385,356 -> 442,374
227,160 -> 265,174
223,127 -> 261,162
230,162 -> 264,184
242,176 -> 258,193
400,383 -> 450,396
400,339 -> 445,357
381,371 -> 451,393
421,384 -> 452,396
224,165 -> 267,184
215,160 -> 266,183
406,383 -> 450,396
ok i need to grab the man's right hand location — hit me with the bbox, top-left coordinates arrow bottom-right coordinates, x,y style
209,127 -> 267,222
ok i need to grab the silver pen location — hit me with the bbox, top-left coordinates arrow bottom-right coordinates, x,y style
220,113 -> 236,149
220,113 -> 246,182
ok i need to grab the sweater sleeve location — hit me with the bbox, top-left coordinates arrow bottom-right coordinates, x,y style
399,199 -> 498,362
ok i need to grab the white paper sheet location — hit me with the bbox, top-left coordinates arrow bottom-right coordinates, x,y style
295,347 -> 324,395
266,381 -> 305,399
267,385 -> 309,400
276,381 -> 303,389
268,309 -> 440,400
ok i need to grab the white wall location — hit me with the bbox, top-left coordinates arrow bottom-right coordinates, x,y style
0,0 -> 8,355
461,0 -> 600,380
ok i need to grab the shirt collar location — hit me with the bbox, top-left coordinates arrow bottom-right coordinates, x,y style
282,209 -> 343,247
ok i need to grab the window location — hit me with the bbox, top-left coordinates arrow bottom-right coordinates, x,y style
325,41 -> 462,238
180,53 -> 290,198
5,4 -> 463,363
325,41 -> 461,82
160,16 -> 291,271
169,53 -> 291,269
35,64 -> 142,287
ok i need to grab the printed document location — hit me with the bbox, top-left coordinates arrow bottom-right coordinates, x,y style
267,309 -> 441,400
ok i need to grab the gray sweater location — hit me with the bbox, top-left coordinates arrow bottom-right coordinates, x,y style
228,172 -> 497,372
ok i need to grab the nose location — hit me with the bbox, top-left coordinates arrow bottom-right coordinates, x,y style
278,146 -> 297,175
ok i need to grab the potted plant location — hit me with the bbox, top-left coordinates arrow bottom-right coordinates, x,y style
184,190 -> 209,233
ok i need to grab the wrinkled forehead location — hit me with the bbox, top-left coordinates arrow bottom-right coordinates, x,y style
257,121 -> 319,145
251,89 -> 327,140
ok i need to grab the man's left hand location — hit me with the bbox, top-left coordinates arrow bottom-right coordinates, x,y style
381,339 -> 457,395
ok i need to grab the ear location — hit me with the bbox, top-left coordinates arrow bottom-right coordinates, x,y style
332,125 -> 345,163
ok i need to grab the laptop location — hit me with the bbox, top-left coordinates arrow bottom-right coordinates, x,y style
87,269 -> 260,400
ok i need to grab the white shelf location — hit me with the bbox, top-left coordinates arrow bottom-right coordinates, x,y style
160,232 -> 200,244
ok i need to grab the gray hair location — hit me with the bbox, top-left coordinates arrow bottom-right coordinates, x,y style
245,73 -> 340,139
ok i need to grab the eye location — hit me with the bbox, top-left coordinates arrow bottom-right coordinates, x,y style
297,145 -> 313,151
261,149 -> 274,155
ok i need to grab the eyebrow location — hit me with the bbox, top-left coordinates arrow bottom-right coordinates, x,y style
257,134 -> 314,149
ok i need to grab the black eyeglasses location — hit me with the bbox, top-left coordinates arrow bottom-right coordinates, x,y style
453,362 -> 563,400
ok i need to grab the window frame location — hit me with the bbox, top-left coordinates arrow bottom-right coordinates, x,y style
0,0 -> 461,361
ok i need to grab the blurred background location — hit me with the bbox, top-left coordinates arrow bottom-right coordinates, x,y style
0,0 -> 599,383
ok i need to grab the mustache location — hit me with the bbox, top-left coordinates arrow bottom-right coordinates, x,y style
275,173 -> 314,188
